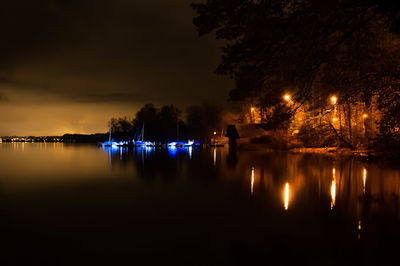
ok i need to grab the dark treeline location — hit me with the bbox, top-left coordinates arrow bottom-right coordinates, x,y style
109,103 -> 224,143
62,133 -> 108,143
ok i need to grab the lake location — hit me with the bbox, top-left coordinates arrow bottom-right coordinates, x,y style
0,143 -> 399,265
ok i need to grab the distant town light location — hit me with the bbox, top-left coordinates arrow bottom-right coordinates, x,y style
283,94 -> 291,101
213,131 -> 216,135
331,96 -> 337,105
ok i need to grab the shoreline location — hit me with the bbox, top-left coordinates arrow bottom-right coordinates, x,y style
237,142 -> 399,164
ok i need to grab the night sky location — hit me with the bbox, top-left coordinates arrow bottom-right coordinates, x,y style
0,0 -> 231,136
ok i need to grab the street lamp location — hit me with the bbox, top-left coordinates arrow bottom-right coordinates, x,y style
283,94 -> 291,102
331,96 -> 338,118
213,131 -> 216,146
363,114 -> 368,119
331,96 -> 337,105
250,107 -> 255,123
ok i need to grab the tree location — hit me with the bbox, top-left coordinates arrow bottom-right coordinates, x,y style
132,104 -> 159,141
156,105 -> 182,142
376,84 -> 400,153
192,0 -> 400,102
192,0 -> 400,147
108,116 -> 134,142
128,103 -> 184,142
186,102 -> 223,142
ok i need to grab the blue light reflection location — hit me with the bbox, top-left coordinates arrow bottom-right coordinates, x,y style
101,145 -> 199,160
102,145 -> 121,155
167,146 -> 178,158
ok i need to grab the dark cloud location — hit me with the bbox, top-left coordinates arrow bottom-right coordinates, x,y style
0,0 -> 232,135
69,92 -> 142,103
0,92 -> 9,102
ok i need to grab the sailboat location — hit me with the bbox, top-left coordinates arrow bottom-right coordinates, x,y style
134,124 -> 145,147
101,125 -> 119,148
167,118 -> 196,147
134,123 -> 155,147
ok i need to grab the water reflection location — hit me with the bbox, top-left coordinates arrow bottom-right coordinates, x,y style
284,182 -> 289,210
98,146 -> 400,222
357,220 -> 362,239
331,167 -> 336,210
213,148 -> 216,166
103,145 -> 120,155
188,146 -> 193,159
167,146 -> 178,158
363,168 -> 367,194
1,143 -> 400,263
251,166 -> 255,196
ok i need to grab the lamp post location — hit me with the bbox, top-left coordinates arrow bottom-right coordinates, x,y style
331,96 -> 337,105
213,131 -> 216,146
331,95 -> 338,124
283,94 -> 291,102
250,107 -> 255,123
363,113 -> 368,138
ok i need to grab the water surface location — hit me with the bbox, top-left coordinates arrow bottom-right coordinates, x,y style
1,143 -> 399,265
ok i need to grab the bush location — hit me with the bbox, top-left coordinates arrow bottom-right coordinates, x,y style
250,130 -> 301,149
297,123 -> 339,147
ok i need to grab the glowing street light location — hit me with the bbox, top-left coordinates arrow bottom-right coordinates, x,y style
331,96 -> 338,118
213,131 -> 217,146
363,114 -> 368,119
283,94 -> 291,101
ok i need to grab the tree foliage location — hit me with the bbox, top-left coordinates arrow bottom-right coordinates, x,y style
192,0 -> 400,105
108,103 -> 224,143
185,102 -> 223,142
192,0 -> 400,149
108,104 -> 182,142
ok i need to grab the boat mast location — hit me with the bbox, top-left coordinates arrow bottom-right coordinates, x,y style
109,125 -> 112,143
177,116 -> 179,142
142,123 -> 144,142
